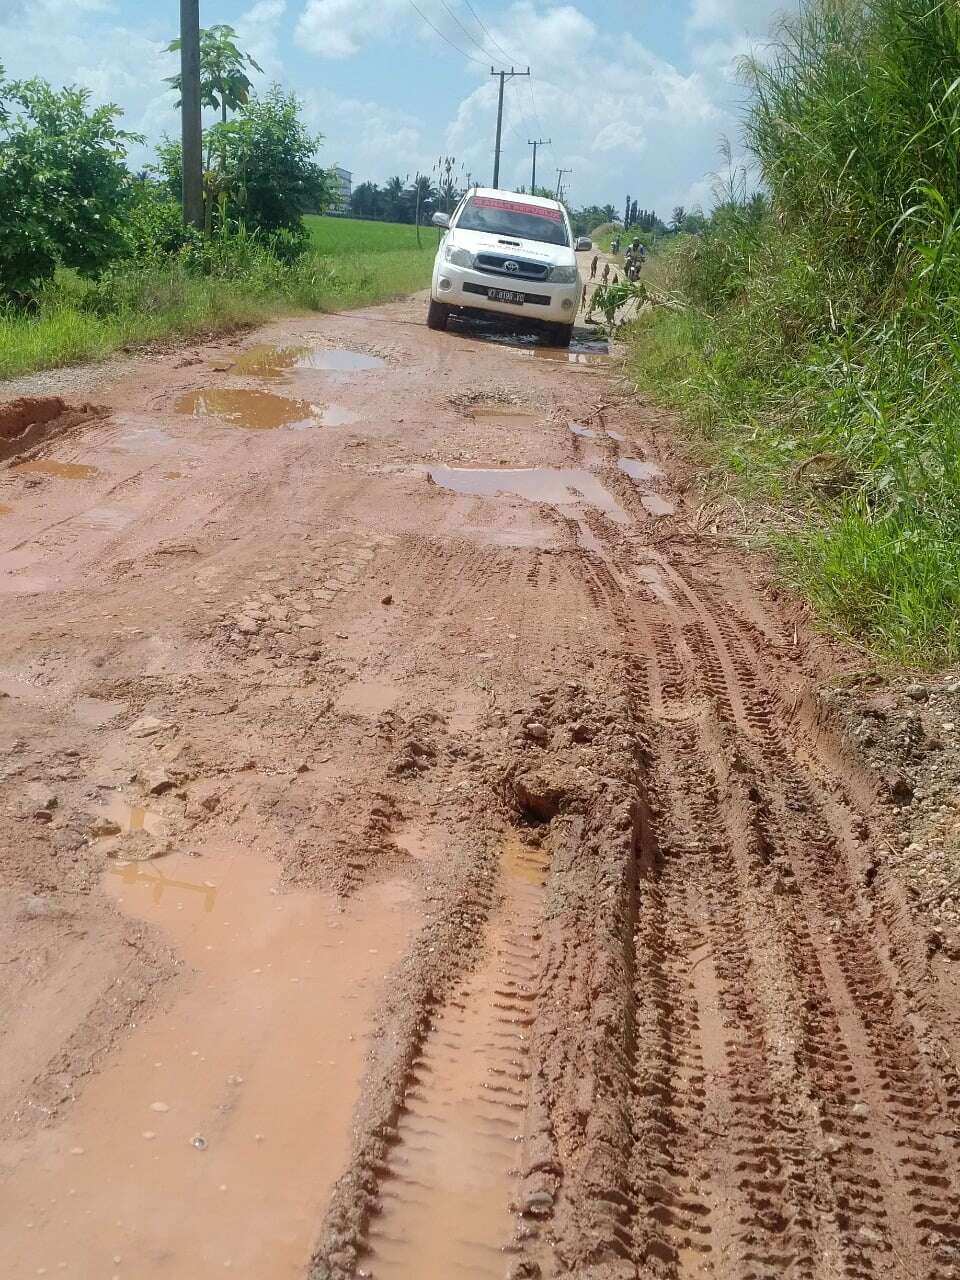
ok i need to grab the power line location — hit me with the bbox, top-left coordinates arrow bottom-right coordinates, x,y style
406,0 -> 487,65
436,0 -> 500,60
461,0 -> 521,65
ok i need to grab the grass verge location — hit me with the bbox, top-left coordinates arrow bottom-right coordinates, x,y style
0,242 -> 433,382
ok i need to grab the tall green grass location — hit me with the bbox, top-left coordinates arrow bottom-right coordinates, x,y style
628,0 -> 960,667
1,226 -> 433,382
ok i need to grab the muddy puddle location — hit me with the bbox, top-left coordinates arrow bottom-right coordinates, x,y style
569,422 -> 597,438
12,459 -> 99,480
175,388 -> 323,431
619,458 -> 662,483
363,836 -> 549,1278
428,464 -> 627,524
229,345 -> 384,378
642,492 -> 676,516
528,349 -> 610,366
0,843 -> 419,1279
454,318 -> 608,360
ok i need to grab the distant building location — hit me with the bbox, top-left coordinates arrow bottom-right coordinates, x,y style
331,166 -> 352,212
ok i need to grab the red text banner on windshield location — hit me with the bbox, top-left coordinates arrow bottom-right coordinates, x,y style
472,196 -> 563,221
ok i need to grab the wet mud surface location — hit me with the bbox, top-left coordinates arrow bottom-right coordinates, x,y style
2,290 -> 960,1280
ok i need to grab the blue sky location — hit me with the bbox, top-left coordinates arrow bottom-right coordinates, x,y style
0,0 -> 785,213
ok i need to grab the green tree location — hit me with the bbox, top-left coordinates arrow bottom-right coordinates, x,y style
166,25 -> 263,126
208,86 -> 330,237
384,174 -> 406,220
671,205 -> 686,233
350,181 -> 384,218
0,69 -> 137,300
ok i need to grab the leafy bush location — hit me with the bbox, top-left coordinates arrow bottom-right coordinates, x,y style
124,182 -> 204,262
0,68 -> 137,301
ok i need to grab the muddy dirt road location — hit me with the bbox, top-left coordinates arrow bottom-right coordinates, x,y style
2,290 -> 960,1280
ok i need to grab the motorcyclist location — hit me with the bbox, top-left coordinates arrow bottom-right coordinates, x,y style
624,237 -> 644,281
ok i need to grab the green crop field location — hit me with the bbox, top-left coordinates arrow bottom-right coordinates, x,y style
305,215 -> 438,255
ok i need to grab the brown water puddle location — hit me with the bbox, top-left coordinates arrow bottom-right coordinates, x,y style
230,345 -> 384,377
175,388 -> 322,431
569,422 -> 597,438
363,836 -> 549,1278
428,465 -> 627,524
527,349 -> 609,366
95,791 -> 163,837
619,458 -> 663,483
642,493 -> 676,516
0,843 -> 419,1280
12,460 -> 99,480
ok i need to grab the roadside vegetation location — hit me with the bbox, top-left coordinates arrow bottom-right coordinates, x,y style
625,0 -> 960,666
0,40 -> 432,381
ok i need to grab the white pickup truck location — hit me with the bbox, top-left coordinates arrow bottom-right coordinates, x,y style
428,187 -> 584,348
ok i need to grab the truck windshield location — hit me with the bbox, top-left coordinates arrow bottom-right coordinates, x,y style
455,195 -> 569,247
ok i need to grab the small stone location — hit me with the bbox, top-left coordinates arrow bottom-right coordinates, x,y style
143,769 -> 174,796
883,768 -> 913,804
129,715 -> 168,739
149,1101 -> 170,1113
851,1101 -> 870,1118
192,1135 -> 208,1150
69,1146 -> 84,1155
236,618 -> 260,636
524,721 -> 549,744
142,1131 -> 156,1140
905,683 -> 929,701
381,593 -> 393,605
90,816 -> 122,838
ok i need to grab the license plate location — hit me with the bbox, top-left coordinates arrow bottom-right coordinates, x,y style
489,287 -> 524,305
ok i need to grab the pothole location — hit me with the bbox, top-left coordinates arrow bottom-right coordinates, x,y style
0,844 -> 419,1279
228,345 -> 385,377
174,389 -> 322,431
12,459 -> 100,480
427,465 -> 627,524
642,493 -> 676,516
619,458 -> 662,483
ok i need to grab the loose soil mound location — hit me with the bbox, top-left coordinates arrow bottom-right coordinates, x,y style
0,397 -> 107,462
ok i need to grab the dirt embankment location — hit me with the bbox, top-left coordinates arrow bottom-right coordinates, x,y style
1,291 -> 959,1280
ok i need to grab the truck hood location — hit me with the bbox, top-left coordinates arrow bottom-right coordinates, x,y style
449,228 -> 575,268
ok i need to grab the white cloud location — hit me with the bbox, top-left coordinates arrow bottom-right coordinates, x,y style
300,86 -> 425,177
688,0 -> 785,33
235,0 -> 288,82
296,0 -> 420,60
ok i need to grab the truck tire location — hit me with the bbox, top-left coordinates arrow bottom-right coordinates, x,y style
427,299 -> 450,331
548,322 -> 574,348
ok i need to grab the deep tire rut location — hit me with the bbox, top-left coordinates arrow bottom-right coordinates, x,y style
360,836 -> 550,1279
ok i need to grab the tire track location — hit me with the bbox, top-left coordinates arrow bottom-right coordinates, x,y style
360,835 -> 549,1279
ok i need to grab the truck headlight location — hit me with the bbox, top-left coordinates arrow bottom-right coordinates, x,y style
444,244 -> 474,268
549,264 -> 578,283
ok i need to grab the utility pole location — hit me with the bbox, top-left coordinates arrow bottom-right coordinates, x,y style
179,0 -> 203,228
490,66 -> 530,189
555,167 -> 572,201
527,138 -> 550,194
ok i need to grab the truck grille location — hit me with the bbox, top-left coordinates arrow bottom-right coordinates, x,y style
474,253 -> 549,281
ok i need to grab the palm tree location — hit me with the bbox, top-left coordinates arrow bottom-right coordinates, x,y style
166,25 -> 263,127
671,205 -> 687,233
384,175 -> 406,221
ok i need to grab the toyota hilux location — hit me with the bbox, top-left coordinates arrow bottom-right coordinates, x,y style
427,188 -> 582,347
